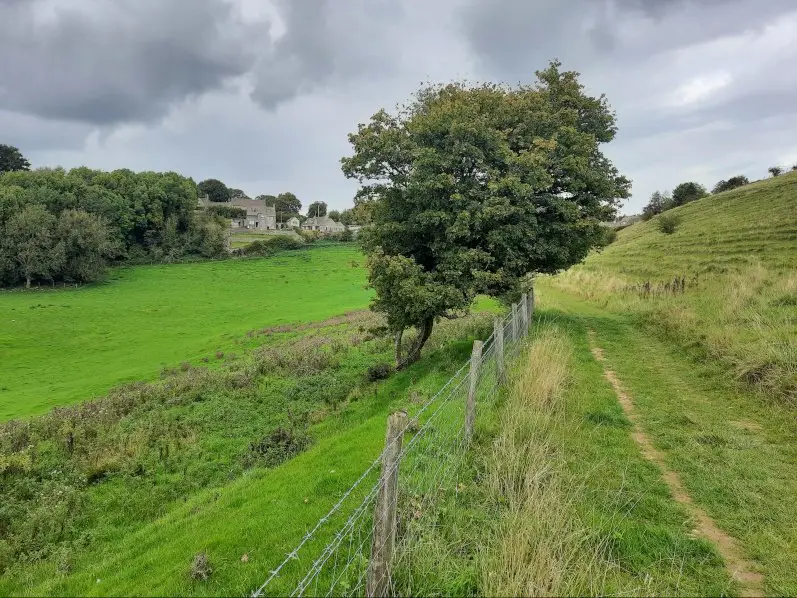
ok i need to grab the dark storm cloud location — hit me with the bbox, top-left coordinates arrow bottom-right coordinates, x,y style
0,0 -> 265,125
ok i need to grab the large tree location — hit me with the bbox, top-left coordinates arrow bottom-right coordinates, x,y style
671,181 -> 707,207
642,190 -> 673,220
328,209 -> 341,222
307,201 -> 327,218
198,178 -> 231,203
274,192 -> 302,223
56,210 -> 115,283
342,61 -> 630,368
0,144 -> 30,174
2,204 -> 62,288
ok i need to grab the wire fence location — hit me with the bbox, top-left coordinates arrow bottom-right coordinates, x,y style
252,292 -> 534,597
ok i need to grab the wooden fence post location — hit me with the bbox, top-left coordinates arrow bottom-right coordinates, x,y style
511,303 -> 519,343
464,340 -> 484,445
527,287 -> 535,326
367,410 -> 408,598
520,293 -> 529,337
493,317 -> 505,386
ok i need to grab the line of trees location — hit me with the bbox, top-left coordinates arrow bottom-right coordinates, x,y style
1,164 -> 228,288
643,163 -> 797,222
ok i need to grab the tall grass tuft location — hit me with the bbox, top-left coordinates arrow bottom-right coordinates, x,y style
482,330 -> 612,596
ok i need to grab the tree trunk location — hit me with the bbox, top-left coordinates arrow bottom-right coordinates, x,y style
25,276 -> 31,289
395,317 -> 434,370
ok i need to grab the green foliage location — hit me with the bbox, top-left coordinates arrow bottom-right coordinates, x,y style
307,201 -> 327,217
769,166 -> 783,177
206,204 -> 246,219
0,167 -> 225,287
274,192 -> 302,223
235,236 -> 305,257
712,175 -> 749,194
229,188 -> 249,199
338,208 -> 356,225
671,181 -> 707,206
56,210 -> 115,283
656,211 -> 682,234
342,60 -> 629,365
597,226 -> 618,247
642,190 -> 673,220
0,144 -> 30,174
1,204 -> 61,287
197,178 -> 230,203
328,209 -> 341,222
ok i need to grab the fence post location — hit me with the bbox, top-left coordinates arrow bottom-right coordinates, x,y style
520,293 -> 529,337
493,317 -> 505,386
367,410 -> 408,598
511,303 -> 519,343
464,340 -> 484,445
527,287 -> 535,327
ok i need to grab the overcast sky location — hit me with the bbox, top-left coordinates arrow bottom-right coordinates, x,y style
2,0 -> 796,214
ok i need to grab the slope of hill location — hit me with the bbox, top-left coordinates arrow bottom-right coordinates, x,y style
551,171 -> 797,402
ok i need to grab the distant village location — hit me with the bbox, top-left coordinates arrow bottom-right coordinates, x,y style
197,194 -> 360,234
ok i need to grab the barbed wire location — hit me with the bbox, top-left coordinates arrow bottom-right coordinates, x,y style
252,299 -> 533,597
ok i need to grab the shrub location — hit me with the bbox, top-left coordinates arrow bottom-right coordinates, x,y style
238,236 -> 304,257
244,413 -> 312,468
657,212 -> 681,235
366,362 -> 393,381
768,166 -> 783,177
712,175 -> 749,194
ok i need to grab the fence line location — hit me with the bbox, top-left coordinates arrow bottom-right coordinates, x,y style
252,292 -> 534,597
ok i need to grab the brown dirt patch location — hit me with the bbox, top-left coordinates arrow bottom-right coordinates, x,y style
588,331 -> 764,597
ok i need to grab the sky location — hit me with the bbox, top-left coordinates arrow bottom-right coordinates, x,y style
2,0 -> 796,215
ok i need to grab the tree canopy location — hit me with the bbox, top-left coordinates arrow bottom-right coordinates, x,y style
713,175 -> 749,194
307,201 -> 327,218
671,181 -> 707,207
274,192 -> 302,222
342,61 -> 630,367
328,209 -> 341,222
0,167 -> 227,287
0,144 -> 30,174
198,178 -> 231,203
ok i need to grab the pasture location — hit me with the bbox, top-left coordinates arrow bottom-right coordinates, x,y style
0,245 -> 370,420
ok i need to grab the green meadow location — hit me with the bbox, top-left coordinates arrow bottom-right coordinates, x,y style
0,245 -> 370,420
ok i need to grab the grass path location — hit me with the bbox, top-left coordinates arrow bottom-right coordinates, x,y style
540,284 -> 797,596
588,332 -> 763,596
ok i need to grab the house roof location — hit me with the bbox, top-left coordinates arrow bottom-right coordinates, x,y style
303,215 -> 343,227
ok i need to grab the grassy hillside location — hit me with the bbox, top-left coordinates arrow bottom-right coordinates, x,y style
550,172 -> 797,402
0,245 -> 370,419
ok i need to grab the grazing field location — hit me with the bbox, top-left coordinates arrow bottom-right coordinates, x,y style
0,245 -> 370,420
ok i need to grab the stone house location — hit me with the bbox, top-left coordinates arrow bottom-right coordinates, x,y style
198,196 -> 276,230
301,215 -> 345,233
284,216 -> 301,228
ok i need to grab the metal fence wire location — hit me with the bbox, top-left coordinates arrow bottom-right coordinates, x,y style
252,292 -> 534,598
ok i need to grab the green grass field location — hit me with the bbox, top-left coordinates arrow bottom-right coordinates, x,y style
0,245 -> 370,420
535,172 -> 797,594
551,171 -> 797,402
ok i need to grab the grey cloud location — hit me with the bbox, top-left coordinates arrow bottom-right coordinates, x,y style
249,0 -> 405,109
0,0 -> 266,125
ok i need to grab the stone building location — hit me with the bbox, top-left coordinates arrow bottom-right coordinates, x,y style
301,215 -> 345,233
198,196 -> 276,230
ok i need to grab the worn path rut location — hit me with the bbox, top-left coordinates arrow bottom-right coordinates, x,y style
588,330 -> 765,597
